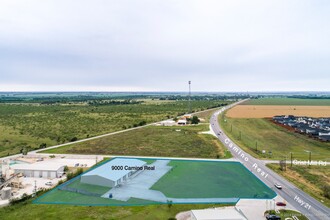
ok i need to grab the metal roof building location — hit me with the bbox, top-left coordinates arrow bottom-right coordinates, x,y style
11,162 -> 65,179
81,158 -> 146,188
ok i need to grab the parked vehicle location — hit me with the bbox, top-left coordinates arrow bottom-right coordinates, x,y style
45,181 -> 53,186
276,202 -> 286,206
266,214 -> 281,220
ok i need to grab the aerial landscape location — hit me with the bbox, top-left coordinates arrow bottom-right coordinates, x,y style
0,1 -> 329,220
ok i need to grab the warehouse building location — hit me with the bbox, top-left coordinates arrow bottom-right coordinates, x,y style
11,163 -> 65,179
81,158 -> 146,188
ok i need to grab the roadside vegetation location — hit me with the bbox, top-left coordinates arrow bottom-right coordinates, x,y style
193,107 -> 221,123
0,201 -> 228,220
267,164 -> 330,208
265,209 -> 308,220
219,116 -> 330,160
43,124 -> 232,159
0,97 -> 231,157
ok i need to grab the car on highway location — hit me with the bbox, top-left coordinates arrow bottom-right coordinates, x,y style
274,183 -> 282,189
276,201 -> 286,206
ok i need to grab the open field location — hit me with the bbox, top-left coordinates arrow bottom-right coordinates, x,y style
0,200 -> 225,220
219,117 -> 330,160
226,105 -> 330,118
0,100 -> 230,157
267,164 -> 330,208
42,124 -> 231,159
151,160 -> 276,199
243,98 -> 330,106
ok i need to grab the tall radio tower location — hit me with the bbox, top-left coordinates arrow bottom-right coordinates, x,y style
188,81 -> 191,113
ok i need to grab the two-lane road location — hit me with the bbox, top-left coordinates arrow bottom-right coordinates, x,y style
210,100 -> 330,220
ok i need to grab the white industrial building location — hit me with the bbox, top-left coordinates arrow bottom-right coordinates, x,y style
11,162 -> 65,179
81,158 -> 146,188
190,207 -> 248,220
177,119 -> 187,125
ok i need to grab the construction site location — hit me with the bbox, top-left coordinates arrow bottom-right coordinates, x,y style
0,154 -> 98,207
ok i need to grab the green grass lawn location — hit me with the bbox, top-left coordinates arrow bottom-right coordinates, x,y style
42,124 -> 231,159
267,164 -> 330,208
35,188 -> 155,206
151,160 -> 276,199
243,98 -> 330,106
0,100 -> 229,157
219,116 -> 330,160
0,200 -> 227,220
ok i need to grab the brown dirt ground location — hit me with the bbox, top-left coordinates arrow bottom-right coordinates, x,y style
227,105 -> 330,118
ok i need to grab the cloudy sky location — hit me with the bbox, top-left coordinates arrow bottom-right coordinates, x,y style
0,0 -> 329,92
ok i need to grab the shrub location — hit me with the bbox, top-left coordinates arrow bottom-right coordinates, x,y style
323,184 -> 330,199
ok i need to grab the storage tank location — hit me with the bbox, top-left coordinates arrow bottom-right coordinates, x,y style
1,187 -> 11,200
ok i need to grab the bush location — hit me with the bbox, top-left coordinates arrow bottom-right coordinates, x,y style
323,184 -> 330,199
70,137 -> 78,142
66,168 -> 84,180
10,193 -> 32,205
138,121 -> 147,126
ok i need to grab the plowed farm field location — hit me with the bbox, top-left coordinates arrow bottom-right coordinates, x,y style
226,105 -> 330,118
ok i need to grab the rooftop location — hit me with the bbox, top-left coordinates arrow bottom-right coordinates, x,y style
82,158 -> 146,182
11,162 -> 65,171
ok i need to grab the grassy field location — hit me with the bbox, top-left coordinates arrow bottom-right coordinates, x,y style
0,200 -> 227,220
193,108 -> 222,122
35,159 -> 274,206
0,100 -> 229,157
42,124 -> 231,159
151,160 -> 276,199
243,98 -> 330,106
226,105 -> 330,118
35,188 -> 154,206
267,164 -> 330,208
219,116 -> 330,160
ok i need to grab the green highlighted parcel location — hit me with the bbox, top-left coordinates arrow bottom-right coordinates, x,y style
34,158 -> 276,206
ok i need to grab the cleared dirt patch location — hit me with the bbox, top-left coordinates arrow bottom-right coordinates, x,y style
227,105 -> 330,118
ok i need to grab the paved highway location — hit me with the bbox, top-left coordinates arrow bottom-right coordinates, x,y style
210,100 -> 330,220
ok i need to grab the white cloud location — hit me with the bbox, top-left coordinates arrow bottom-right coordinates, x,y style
0,0 -> 329,91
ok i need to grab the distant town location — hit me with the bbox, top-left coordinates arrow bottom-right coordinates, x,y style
273,115 -> 330,142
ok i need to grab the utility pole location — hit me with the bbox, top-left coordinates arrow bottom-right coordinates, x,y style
188,81 -> 191,113
255,141 -> 258,152
239,131 -> 241,140
290,152 -> 293,168
309,151 -> 312,167
33,180 -> 37,197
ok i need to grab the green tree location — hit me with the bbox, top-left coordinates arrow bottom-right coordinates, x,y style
191,116 -> 200,124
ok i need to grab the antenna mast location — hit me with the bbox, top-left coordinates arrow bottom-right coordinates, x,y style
188,81 -> 191,113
